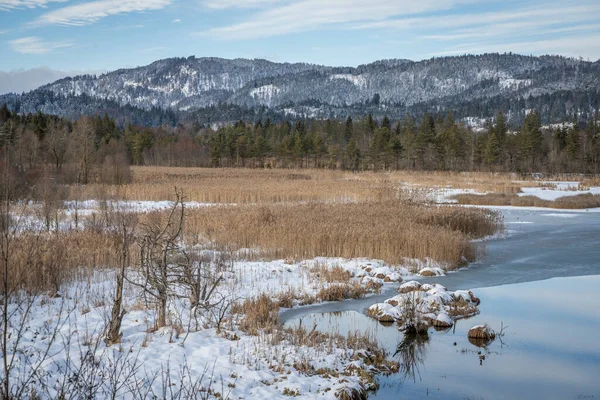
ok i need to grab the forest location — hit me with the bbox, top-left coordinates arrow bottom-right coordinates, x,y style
1,102 -> 599,199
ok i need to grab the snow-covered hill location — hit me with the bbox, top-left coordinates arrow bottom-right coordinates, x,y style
2,53 -> 599,125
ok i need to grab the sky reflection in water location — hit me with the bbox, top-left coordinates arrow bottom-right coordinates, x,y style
284,275 -> 600,400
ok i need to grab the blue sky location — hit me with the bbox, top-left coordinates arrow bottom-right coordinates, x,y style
1,0 -> 600,73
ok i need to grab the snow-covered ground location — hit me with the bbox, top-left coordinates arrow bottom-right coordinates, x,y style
518,181 -> 600,201
429,180 -> 600,209
4,271 -> 370,399
5,253 -> 447,399
64,199 -> 220,213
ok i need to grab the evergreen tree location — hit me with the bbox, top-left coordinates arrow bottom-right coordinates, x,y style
344,139 -> 361,171
381,116 -> 391,130
344,116 -> 353,144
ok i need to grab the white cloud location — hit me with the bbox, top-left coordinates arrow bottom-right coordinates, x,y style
430,34 -> 600,61
172,18 -> 180,23
108,24 -> 144,31
351,1 -> 600,61
201,0 -> 474,39
8,36 -> 74,54
203,0 -> 283,9
353,3 -> 600,33
34,0 -> 172,26
0,0 -> 67,11
0,67 -> 106,94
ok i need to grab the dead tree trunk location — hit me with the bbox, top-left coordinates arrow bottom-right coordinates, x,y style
106,219 -> 133,345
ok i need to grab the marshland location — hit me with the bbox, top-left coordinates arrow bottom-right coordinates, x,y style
2,91 -> 600,400
2,160 -> 599,400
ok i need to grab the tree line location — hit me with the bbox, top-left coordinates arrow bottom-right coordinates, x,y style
1,103 -> 599,194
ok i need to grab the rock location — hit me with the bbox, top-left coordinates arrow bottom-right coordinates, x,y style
468,324 -> 495,339
383,273 -> 401,282
468,324 -> 496,347
418,267 -> 444,277
335,385 -> 367,400
432,313 -> 453,328
398,281 -> 421,293
468,290 -> 481,305
367,303 -> 396,323
419,283 -> 434,291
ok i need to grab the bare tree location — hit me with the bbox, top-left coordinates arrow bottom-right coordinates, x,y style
106,212 -> 137,346
46,123 -> 69,173
128,190 -> 185,329
70,117 -> 96,185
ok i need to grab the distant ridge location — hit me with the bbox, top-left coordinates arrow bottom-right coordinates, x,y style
2,53 -> 598,126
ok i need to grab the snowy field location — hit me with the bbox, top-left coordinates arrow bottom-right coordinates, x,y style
517,181 -> 600,201
4,176 -> 598,399
4,252 -> 452,400
431,180 -> 600,211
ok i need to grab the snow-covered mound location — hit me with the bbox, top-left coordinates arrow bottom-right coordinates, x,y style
367,281 -> 480,331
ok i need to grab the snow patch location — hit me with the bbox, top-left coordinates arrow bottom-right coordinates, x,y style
498,78 -> 532,90
329,74 -> 367,88
250,84 -> 281,106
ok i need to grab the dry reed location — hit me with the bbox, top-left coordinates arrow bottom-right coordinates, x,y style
68,167 -> 531,204
451,193 -> 600,209
173,200 -> 501,269
2,230 -> 126,293
237,294 -> 280,335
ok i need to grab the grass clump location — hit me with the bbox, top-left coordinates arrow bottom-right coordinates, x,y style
317,283 -> 367,302
237,294 -> 280,335
452,193 -> 600,209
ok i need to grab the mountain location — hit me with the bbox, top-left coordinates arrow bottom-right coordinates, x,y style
2,54 -> 599,126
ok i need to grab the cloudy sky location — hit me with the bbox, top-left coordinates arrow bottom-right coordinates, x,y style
1,0 -> 599,77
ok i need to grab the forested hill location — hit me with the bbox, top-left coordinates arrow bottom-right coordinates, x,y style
1,53 -> 599,127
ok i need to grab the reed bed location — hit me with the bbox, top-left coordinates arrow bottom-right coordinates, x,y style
68,167 -> 530,205
169,200 -> 502,269
451,193 -> 600,209
2,230 -> 124,293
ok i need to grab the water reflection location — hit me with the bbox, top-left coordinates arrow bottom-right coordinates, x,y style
283,275 -> 600,400
393,333 -> 428,384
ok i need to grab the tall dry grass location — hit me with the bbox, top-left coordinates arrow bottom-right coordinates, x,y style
2,230 -> 126,293
164,200 -> 502,269
451,193 -> 600,209
68,167 -> 529,204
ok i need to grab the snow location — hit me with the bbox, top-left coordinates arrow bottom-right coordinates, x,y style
250,84 -> 281,106
429,180 -> 600,210
368,282 -> 480,328
462,117 -> 487,132
418,267 -> 445,277
398,281 -> 421,292
542,213 -> 577,218
518,182 -> 600,201
428,187 -> 482,203
543,122 -> 574,130
328,74 -> 367,88
498,78 -> 532,90
435,313 -> 454,326
463,204 -> 600,213
5,253 -> 409,399
63,199 -> 218,213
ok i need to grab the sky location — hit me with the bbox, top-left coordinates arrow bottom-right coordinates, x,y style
1,0 -> 599,81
